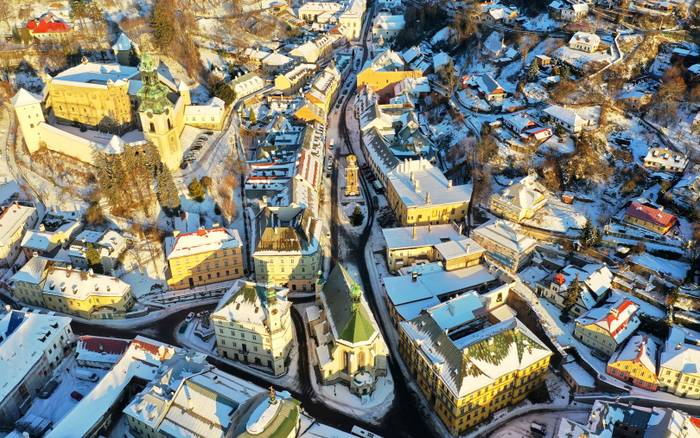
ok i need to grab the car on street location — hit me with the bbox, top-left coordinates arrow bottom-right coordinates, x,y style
70,391 -> 84,401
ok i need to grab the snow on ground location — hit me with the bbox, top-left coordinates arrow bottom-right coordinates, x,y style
522,13 -> 558,32
18,355 -> 107,429
485,409 -> 590,438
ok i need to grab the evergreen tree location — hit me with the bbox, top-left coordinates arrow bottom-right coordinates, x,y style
151,0 -> 176,49
188,178 -> 206,202
527,61 -> 540,82
156,165 -> 180,215
563,275 -> 582,314
350,205 -> 364,226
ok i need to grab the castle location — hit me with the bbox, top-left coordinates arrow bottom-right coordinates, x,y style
12,50 -> 225,170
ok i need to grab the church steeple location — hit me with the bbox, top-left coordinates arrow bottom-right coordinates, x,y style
137,52 -> 172,115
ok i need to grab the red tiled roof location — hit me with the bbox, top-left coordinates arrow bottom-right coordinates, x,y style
27,13 -> 70,34
625,202 -> 677,228
605,299 -> 636,337
690,417 -> 700,430
78,335 -> 129,355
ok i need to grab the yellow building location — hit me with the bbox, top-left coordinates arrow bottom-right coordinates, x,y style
211,280 -> 294,376
46,60 -> 139,132
381,223 -> 484,273
399,296 -> 552,435
658,326 -> 700,399
573,298 -> 640,357
386,159 -> 471,227
41,266 -> 134,319
356,50 -> 422,92
166,227 -> 244,290
606,335 -> 658,391
10,256 -> 51,307
0,203 -> 38,267
307,264 -> 389,395
253,207 -> 322,292
274,64 -> 317,95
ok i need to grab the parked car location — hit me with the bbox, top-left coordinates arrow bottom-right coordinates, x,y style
38,378 -> 60,399
75,369 -> 98,382
70,391 -> 83,401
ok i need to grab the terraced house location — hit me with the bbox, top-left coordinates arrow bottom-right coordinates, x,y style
211,280 -> 293,376
399,293 -> 552,434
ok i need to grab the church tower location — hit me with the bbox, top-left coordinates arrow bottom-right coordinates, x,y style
137,52 -> 183,169
11,89 -> 45,155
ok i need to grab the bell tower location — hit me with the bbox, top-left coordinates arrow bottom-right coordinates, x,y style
137,52 -> 183,169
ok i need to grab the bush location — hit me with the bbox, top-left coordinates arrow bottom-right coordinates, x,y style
350,205 -> 364,226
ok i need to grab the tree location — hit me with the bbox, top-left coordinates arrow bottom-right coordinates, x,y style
563,275 -> 582,314
188,178 -> 206,202
156,165 -> 180,215
0,0 -> 11,33
350,205 -> 364,226
579,218 -> 601,248
452,4 -> 480,45
86,202 -> 104,225
527,61 -> 540,82
438,60 -> 458,95
85,244 -> 103,273
151,0 -> 176,49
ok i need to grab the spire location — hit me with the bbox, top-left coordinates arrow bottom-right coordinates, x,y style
136,51 -> 173,114
266,286 -> 277,306
412,225 -> 417,240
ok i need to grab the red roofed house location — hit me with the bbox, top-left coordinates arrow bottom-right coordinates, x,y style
574,298 -> 641,357
26,13 -> 72,41
623,202 -> 677,235
76,335 -> 130,369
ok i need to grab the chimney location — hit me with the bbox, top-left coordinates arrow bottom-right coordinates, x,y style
412,226 -> 417,240
412,271 -> 418,282
448,179 -> 453,189
425,192 -> 431,204
415,180 -> 421,193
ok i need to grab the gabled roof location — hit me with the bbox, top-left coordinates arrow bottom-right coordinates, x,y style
625,202 -> 677,228
609,334 -> 657,376
26,13 -> 70,34
11,88 -> 43,107
322,265 -> 377,344
576,298 -> 640,343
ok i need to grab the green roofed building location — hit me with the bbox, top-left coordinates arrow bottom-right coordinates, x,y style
211,279 -> 294,376
306,264 -> 389,395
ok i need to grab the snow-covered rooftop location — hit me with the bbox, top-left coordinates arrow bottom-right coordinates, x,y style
382,223 -> 463,249
51,62 -> 139,89
167,227 -> 242,260
0,203 -> 36,246
387,159 -> 472,209
42,266 -> 131,300
0,310 -> 72,403
385,264 -> 496,308
472,220 -> 537,254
